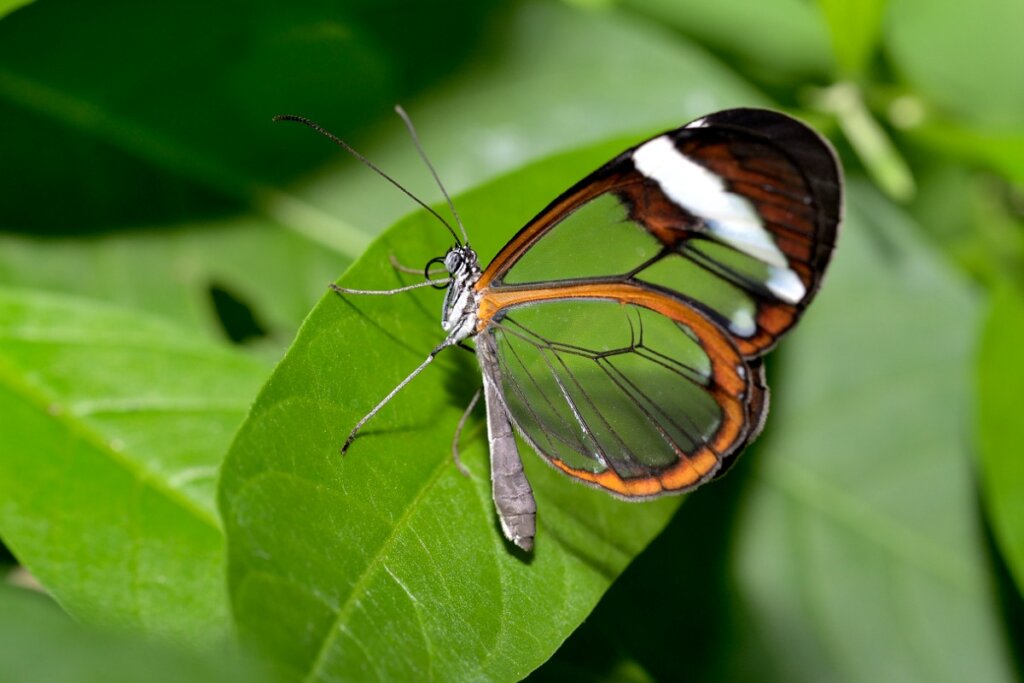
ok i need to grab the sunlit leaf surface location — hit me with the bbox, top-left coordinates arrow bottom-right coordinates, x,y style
0,289 -> 267,646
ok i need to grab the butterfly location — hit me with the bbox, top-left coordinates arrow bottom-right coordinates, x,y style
277,107 -> 842,551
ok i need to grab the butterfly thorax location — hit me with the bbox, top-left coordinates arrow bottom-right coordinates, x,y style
441,245 -> 482,342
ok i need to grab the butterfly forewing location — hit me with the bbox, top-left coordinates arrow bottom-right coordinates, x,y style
477,108 -> 842,358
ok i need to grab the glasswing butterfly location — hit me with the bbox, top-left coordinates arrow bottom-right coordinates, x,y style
277,107 -> 842,551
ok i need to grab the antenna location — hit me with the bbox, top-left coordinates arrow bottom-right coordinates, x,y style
394,105 -> 469,244
272,114 -> 463,246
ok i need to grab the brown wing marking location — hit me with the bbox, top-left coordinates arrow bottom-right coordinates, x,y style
478,109 -> 842,359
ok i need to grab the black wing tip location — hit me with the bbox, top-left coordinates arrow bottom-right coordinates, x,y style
691,107 -> 844,239
684,108 -> 842,180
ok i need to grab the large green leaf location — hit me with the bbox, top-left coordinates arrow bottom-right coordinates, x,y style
977,284 -> 1024,594
535,182 -> 1018,681
730,183 -> 1014,680
0,586 -> 276,682
0,289 -> 267,647
219,137 -> 718,682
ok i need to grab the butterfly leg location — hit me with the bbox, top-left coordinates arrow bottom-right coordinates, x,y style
448,387 -> 479,479
329,279 -> 449,297
341,337 -> 456,454
450,386 -> 483,478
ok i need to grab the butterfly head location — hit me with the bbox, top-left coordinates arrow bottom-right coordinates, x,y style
442,245 -> 479,277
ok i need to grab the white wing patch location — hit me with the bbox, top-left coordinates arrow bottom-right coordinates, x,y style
632,136 -> 806,305
729,308 -> 756,337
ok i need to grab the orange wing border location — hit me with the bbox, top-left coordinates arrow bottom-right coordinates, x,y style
477,281 -> 763,498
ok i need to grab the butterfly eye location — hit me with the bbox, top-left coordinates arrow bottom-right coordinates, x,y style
443,250 -> 464,272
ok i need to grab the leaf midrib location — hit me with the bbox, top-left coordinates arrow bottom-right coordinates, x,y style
0,353 -> 223,531
299,448 -> 457,682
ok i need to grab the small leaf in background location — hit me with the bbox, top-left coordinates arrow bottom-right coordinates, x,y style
903,121 -> 1024,187
0,289 -> 268,647
814,0 -> 886,78
0,585 -> 275,683
220,140 -> 691,683
977,284 -> 1024,594
911,164 -> 1024,289
886,0 -> 1024,128
620,0 -> 835,82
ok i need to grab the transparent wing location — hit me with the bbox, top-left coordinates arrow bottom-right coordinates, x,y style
479,297 -> 764,498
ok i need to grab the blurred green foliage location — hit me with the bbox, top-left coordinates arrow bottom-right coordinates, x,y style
0,0 -> 1021,681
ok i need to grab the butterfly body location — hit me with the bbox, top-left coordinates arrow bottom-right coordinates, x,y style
322,107 -> 842,552
439,246 -> 483,340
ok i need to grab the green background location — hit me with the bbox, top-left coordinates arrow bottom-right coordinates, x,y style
1,0 -> 1022,681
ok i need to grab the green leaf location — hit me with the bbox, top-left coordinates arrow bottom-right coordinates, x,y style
904,120 -> 1024,186
814,0 -> 886,77
886,0 -> 1024,127
0,219 -> 345,357
0,289 -> 268,647
220,138 -> 697,682
620,0 -> 835,81
977,284 -> 1024,593
731,182 -> 1015,680
537,181 -> 1018,681
910,163 -> 1024,287
0,585 -> 277,683
529,458 -> 752,682
0,0 -> 32,20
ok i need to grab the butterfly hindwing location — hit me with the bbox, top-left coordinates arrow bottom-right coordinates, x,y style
476,288 -> 760,498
